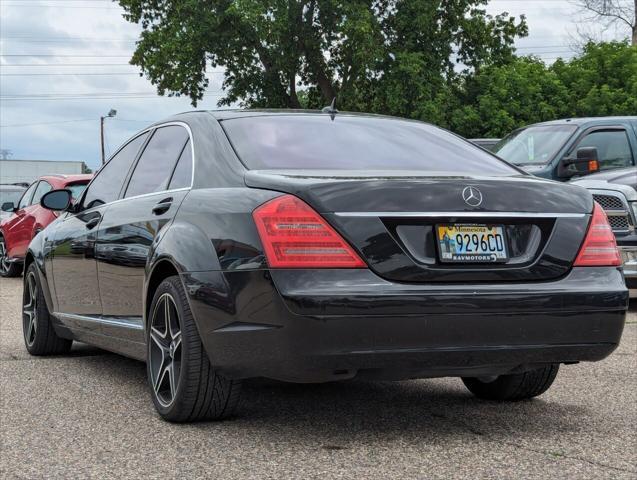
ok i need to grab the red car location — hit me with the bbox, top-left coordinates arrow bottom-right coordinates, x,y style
0,174 -> 92,277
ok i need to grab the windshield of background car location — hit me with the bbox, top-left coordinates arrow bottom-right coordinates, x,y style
493,125 -> 577,166
0,189 -> 24,205
67,183 -> 88,200
221,115 -> 519,175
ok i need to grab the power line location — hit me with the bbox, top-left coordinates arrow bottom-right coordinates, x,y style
1,3 -> 123,9
0,54 -> 132,57
1,63 -> 136,66
0,71 -> 224,76
1,93 -> 225,101
0,117 -> 156,128
0,118 -> 95,128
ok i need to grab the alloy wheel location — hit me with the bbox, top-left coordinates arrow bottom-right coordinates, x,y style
149,293 -> 182,407
23,271 -> 38,347
0,239 -> 10,275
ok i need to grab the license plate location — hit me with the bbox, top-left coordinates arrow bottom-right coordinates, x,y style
436,224 -> 508,263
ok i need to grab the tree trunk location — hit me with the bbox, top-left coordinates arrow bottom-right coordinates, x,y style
289,73 -> 301,108
634,0 -> 637,45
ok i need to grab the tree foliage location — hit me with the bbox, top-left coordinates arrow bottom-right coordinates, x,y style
118,0 -> 527,110
118,1 -> 636,138
457,41 -> 637,137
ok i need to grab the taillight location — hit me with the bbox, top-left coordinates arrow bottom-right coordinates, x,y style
252,194 -> 366,268
574,202 -> 622,267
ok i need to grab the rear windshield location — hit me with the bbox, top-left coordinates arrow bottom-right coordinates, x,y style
221,115 -> 518,175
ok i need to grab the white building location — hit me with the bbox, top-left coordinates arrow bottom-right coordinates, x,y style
0,159 -> 88,184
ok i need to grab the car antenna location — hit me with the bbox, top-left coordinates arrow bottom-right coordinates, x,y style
321,97 -> 338,120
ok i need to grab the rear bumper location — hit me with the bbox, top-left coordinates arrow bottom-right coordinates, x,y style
182,267 -> 628,382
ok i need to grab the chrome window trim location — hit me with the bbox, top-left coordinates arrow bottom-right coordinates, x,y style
334,211 -> 587,218
77,121 -> 195,214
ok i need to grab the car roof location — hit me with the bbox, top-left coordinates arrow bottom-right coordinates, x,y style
40,174 -> 93,185
205,109 -> 407,121
527,116 -> 637,128
0,184 -> 26,191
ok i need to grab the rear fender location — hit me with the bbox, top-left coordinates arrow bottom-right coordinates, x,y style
26,231 -> 56,315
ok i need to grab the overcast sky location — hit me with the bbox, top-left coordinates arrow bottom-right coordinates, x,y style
0,0 -> 631,170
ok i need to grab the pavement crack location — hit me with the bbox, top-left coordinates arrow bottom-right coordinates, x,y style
433,412 -> 637,475
494,438 -> 637,475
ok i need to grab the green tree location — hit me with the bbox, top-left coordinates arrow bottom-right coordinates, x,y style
551,41 -> 637,117
449,57 -> 570,138
118,0 -> 527,113
446,41 -> 636,138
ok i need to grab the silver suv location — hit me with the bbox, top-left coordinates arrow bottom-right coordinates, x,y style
572,167 -> 637,288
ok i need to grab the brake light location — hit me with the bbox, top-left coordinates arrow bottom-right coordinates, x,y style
253,194 -> 366,268
574,202 -> 622,267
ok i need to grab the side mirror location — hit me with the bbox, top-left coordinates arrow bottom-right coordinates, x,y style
41,189 -> 72,211
1,202 -> 16,212
558,147 -> 600,178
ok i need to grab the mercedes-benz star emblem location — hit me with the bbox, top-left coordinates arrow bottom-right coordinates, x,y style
462,186 -> 483,207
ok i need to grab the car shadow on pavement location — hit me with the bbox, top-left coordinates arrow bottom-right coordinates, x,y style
235,378 -> 586,436
68,344 -> 591,442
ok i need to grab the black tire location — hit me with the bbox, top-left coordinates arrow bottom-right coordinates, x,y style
462,364 -> 559,401
146,275 -> 241,422
22,263 -> 72,355
0,236 -> 22,277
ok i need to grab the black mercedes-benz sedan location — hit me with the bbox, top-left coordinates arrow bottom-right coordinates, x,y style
24,110 -> 628,422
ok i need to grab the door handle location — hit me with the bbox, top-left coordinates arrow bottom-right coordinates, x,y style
86,216 -> 100,230
152,197 -> 173,215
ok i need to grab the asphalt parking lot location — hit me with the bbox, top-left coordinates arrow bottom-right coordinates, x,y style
1,275 -> 635,479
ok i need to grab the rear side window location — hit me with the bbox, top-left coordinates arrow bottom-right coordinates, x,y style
576,130 -> 634,170
33,181 -> 52,205
168,139 -> 193,190
83,132 -> 149,209
221,115 -> 517,175
125,126 -> 189,198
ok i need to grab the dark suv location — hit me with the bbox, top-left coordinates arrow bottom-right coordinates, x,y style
572,167 -> 637,288
493,117 -> 636,181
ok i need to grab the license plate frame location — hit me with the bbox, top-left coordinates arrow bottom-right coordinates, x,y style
436,224 -> 509,263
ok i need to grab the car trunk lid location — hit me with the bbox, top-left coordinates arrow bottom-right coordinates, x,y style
245,170 -> 593,283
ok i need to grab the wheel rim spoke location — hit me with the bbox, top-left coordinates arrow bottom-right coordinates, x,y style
168,362 -> 177,398
23,273 -> 38,346
154,357 -> 169,393
149,292 -> 182,407
150,326 -> 167,348
0,241 -> 8,273
172,331 -> 182,351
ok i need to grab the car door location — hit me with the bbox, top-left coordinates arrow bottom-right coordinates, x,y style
51,132 -> 149,318
95,124 -> 191,340
3,181 -> 38,258
30,180 -> 54,235
572,127 -> 635,172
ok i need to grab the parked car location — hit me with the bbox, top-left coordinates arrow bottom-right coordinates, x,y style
24,111 -> 627,422
0,174 -> 92,277
0,184 -> 26,222
492,117 -> 636,180
470,138 -> 500,151
571,167 -> 637,288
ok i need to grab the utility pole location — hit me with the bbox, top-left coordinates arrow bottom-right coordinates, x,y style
100,109 -> 117,165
